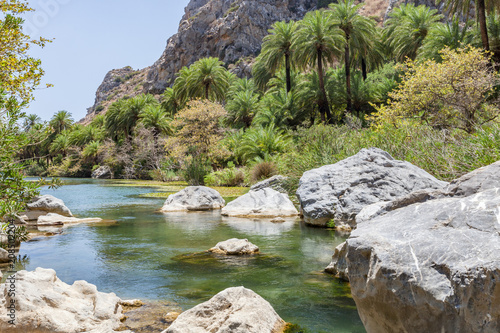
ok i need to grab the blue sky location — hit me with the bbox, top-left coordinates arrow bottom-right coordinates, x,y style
25,0 -> 190,121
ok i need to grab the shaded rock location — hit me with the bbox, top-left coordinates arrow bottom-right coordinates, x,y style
0,267 -> 127,333
26,195 -> 73,218
324,242 -> 348,281
346,188 -> 500,333
296,148 -> 447,227
121,299 -> 144,307
163,286 -> 286,333
250,175 -> 288,193
221,188 -> 299,217
91,165 -> 113,179
37,213 -> 103,226
0,248 -> 10,264
209,238 -> 259,255
161,186 -> 225,212
270,217 -> 286,223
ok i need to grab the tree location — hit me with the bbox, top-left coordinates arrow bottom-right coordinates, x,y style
418,18 -> 476,61
184,57 -> 233,102
225,90 -> 261,128
23,113 -> 41,131
138,105 -> 172,145
259,21 -> 299,92
371,47 -> 500,133
294,10 -> 344,123
329,0 -> 378,113
437,0 -> 500,51
384,4 -> 442,61
161,87 -> 183,116
235,124 -> 292,163
0,1 -> 50,102
49,110 -> 73,135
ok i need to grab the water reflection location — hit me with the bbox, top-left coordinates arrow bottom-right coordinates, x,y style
222,216 -> 296,236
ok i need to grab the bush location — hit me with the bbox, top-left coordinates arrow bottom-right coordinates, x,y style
182,155 -> 212,185
204,162 -> 247,186
250,160 -> 278,182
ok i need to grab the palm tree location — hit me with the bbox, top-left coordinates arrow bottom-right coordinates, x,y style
294,10 -> 344,123
226,90 -> 261,128
259,20 -> 299,92
235,124 -> 291,162
252,54 -> 274,91
161,87 -> 183,117
49,132 -> 71,156
329,0 -> 378,113
437,0 -> 500,51
418,18 -> 476,61
105,99 -> 128,142
384,4 -> 442,61
185,57 -> 233,101
122,94 -> 159,140
139,105 -> 172,146
23,114 -> 41,131
486,13 -> 500,63
49,110 -> 73,134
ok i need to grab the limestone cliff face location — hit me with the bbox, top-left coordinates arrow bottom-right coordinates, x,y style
143,0 -> 317,94
81,66 -> 149,124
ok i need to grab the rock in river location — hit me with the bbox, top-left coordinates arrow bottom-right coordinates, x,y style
163,286 -> 286,333
91,165 -> 113,179
250,175 -> 288,193
0,267 -> 129,333
161,186 -> 225,212
22,194 -> 73,222
209,238 -> 259,255
221,188 -> 298,217
346,188 -> 500,333
296,147 -> 447,227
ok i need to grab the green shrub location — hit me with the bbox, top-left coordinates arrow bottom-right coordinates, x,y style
182,155 -> 212,185
204,162 -> 247,186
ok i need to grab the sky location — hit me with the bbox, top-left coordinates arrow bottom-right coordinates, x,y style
24,0 -> 190,122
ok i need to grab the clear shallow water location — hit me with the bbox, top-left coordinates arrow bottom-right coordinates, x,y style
16,178 -> 365,332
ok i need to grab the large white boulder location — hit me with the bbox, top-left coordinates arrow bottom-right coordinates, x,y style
221,188 -> 298,217
346,188 -> 500,333
37,213 -> 103,226
0,268 -> 128,333
163,286 -> 286,333
209,238 -> 259,255
26,195 -> 73,217
161,186 -> 225,212
296,147 -> 447,227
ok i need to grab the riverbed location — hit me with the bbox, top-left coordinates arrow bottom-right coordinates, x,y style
11,178 -> 365,332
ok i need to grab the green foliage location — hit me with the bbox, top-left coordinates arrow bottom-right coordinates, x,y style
235,124 -> 292,163
182,154 -> 212,186
204,162 -> 247,187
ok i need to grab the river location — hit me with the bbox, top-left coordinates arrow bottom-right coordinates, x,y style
13,178 -> 365,332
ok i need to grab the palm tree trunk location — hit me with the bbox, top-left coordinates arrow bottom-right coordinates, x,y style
205,83 -> 209,100
477,0 -> 489,51
317,49 -> 332,124
345,39 -> 352,114
361,58 -> 367,81
285,53 -> 292,93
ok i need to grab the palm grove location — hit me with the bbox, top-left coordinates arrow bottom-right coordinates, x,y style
19,0 -> 500,190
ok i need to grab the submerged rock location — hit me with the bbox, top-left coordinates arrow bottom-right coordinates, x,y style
324,242 -> 348,281
0,267 -> 128,333
91,165 -> 113,179
36,213 -> 103,226
161,186 -> 225,212
209,238 -> 259,255
221,188 -> 298,217
163,286 -> 286,333
346,188 -> 500,333
296,147 -> 447,227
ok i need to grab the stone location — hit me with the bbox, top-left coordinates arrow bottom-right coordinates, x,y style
0,248 -> 10,264
163,286 -> 286,333
250,175 -> 288,193
161,186 -> 225,212
209,238 -> 259,255
221,188 -> 299,217
121,299 -> 144,307
296,148 -> 447,227
270,217 -> 286,223
324,242 -> 348,281
26,195 -> 73,217
37,213 -> 103,226
91,165 -> 113,179
0,267 -> 126,333
346,188 -> 500,333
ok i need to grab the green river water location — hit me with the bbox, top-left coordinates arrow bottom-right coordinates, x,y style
11,178 -> 365,332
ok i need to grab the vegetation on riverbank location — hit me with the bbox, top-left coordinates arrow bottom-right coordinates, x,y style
14,1 -> 500,197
